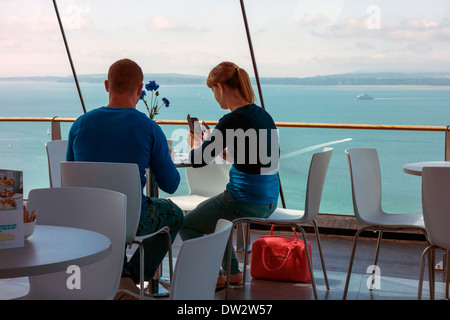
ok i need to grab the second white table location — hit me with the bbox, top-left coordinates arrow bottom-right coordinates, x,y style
0,225 -> 111,279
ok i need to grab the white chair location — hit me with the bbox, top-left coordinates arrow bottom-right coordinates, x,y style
418,167 -> 450,300
60,161 -> 173,300
170,219 -> 232,300
226,148 -> 333,300
22,187 -> 126,299
45,139 -> 68,187
343,147 -> 428,299
120,219 -> 233,300
168,163 -> 232,212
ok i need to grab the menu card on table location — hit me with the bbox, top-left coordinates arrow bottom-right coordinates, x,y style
0,170 -> 24,249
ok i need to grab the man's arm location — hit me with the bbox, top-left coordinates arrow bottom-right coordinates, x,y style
66,121 -> 77,161
149,125 -> 180,194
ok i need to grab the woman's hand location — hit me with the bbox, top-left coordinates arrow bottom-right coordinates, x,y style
187,120 -> 210,150
202,121 -> 211,139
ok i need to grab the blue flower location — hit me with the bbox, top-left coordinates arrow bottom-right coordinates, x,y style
145,80 -> 159,92
139,80 -> 171,119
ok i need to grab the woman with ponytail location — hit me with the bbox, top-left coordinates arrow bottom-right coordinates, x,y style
180,61 -> 280,289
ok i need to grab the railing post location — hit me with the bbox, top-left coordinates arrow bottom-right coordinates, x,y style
51,117 -> 61,141
445,126 -> 450,161
442,125 -> 450,272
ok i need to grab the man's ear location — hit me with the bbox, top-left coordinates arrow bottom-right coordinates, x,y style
104,80 -> 110,92
137,83 -> 144,96
135,83 -> 144,104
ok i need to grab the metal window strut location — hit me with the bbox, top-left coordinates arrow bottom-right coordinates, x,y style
53,0 -> 86,114
51,0 -> 287,207
240,0 -> 286,208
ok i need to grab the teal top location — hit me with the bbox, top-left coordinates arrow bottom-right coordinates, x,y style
226,165 -> 279,205
190,104 -> 279,205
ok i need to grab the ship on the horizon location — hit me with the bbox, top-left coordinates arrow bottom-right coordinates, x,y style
355,93 -> 374,100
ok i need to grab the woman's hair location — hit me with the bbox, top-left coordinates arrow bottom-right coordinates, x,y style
206,61 -> 255,103
108,58 -> 143,95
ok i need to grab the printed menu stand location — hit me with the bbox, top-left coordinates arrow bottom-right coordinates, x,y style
0,170 -> 24,249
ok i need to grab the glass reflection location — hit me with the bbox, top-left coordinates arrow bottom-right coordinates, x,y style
0,1 -> 449,215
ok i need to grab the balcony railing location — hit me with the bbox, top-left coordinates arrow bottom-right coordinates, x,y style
2,117 -> 449,160
1,116 -> 448,236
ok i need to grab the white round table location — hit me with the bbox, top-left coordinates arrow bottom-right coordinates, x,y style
172,152 -> 191,168
0,225 -> 111,279
403,161 -> 450,176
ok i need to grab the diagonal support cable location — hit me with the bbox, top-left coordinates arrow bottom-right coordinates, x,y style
240,0 -> 286,208
53,0 -> 86,114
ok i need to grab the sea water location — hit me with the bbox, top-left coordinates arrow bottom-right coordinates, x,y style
1,80 -> 450,215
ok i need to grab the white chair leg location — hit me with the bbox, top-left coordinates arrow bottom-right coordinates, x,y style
154,229 -> 174,296
295,225 -> 318,300
235,223 -> 246,251
446,250 -> 450,299
242,222 -> 251,285
225,219 -> 252,299
418,245 -> 434,300
311,220 -> 329,290
225,227 -> 235,300
343,227 -> 367,300
429,247 -> 436,300
368,230 -> 383,290
166,230 -> 174,282
138,242 -> 144,300
418,246 -> 428,300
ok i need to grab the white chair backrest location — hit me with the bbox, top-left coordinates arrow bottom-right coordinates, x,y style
60,161 -> 141,244
26,187 -> 126,299
170,219 -> 233,300
345,148 -> 384,224
45,140 -> 68,188
185,163 -> 232,197
422,167 -> 450,249
304,148 -> 333,221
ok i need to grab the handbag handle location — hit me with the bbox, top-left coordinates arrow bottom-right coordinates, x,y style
261,244 -> 296,272
262,225 -> 300,272
270,224 -> 298,240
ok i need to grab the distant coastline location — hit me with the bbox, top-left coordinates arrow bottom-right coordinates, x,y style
259,72 -> 450,86
1,72 -> 450,86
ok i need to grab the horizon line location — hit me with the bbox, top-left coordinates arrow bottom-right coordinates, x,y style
1,70 -> 449,80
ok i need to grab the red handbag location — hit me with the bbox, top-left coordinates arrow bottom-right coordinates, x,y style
250,225 -> 312,282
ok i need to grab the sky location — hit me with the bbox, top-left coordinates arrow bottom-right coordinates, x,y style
1,0 -> 450,78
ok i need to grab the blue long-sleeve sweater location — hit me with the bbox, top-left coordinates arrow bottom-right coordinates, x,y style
67,106 -> 180,215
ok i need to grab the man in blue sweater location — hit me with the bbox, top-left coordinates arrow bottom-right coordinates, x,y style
67,58 -> 183,299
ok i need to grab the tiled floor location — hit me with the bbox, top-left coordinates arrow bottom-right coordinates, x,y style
1,228 -> 447,300
217,230 -> 447,300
